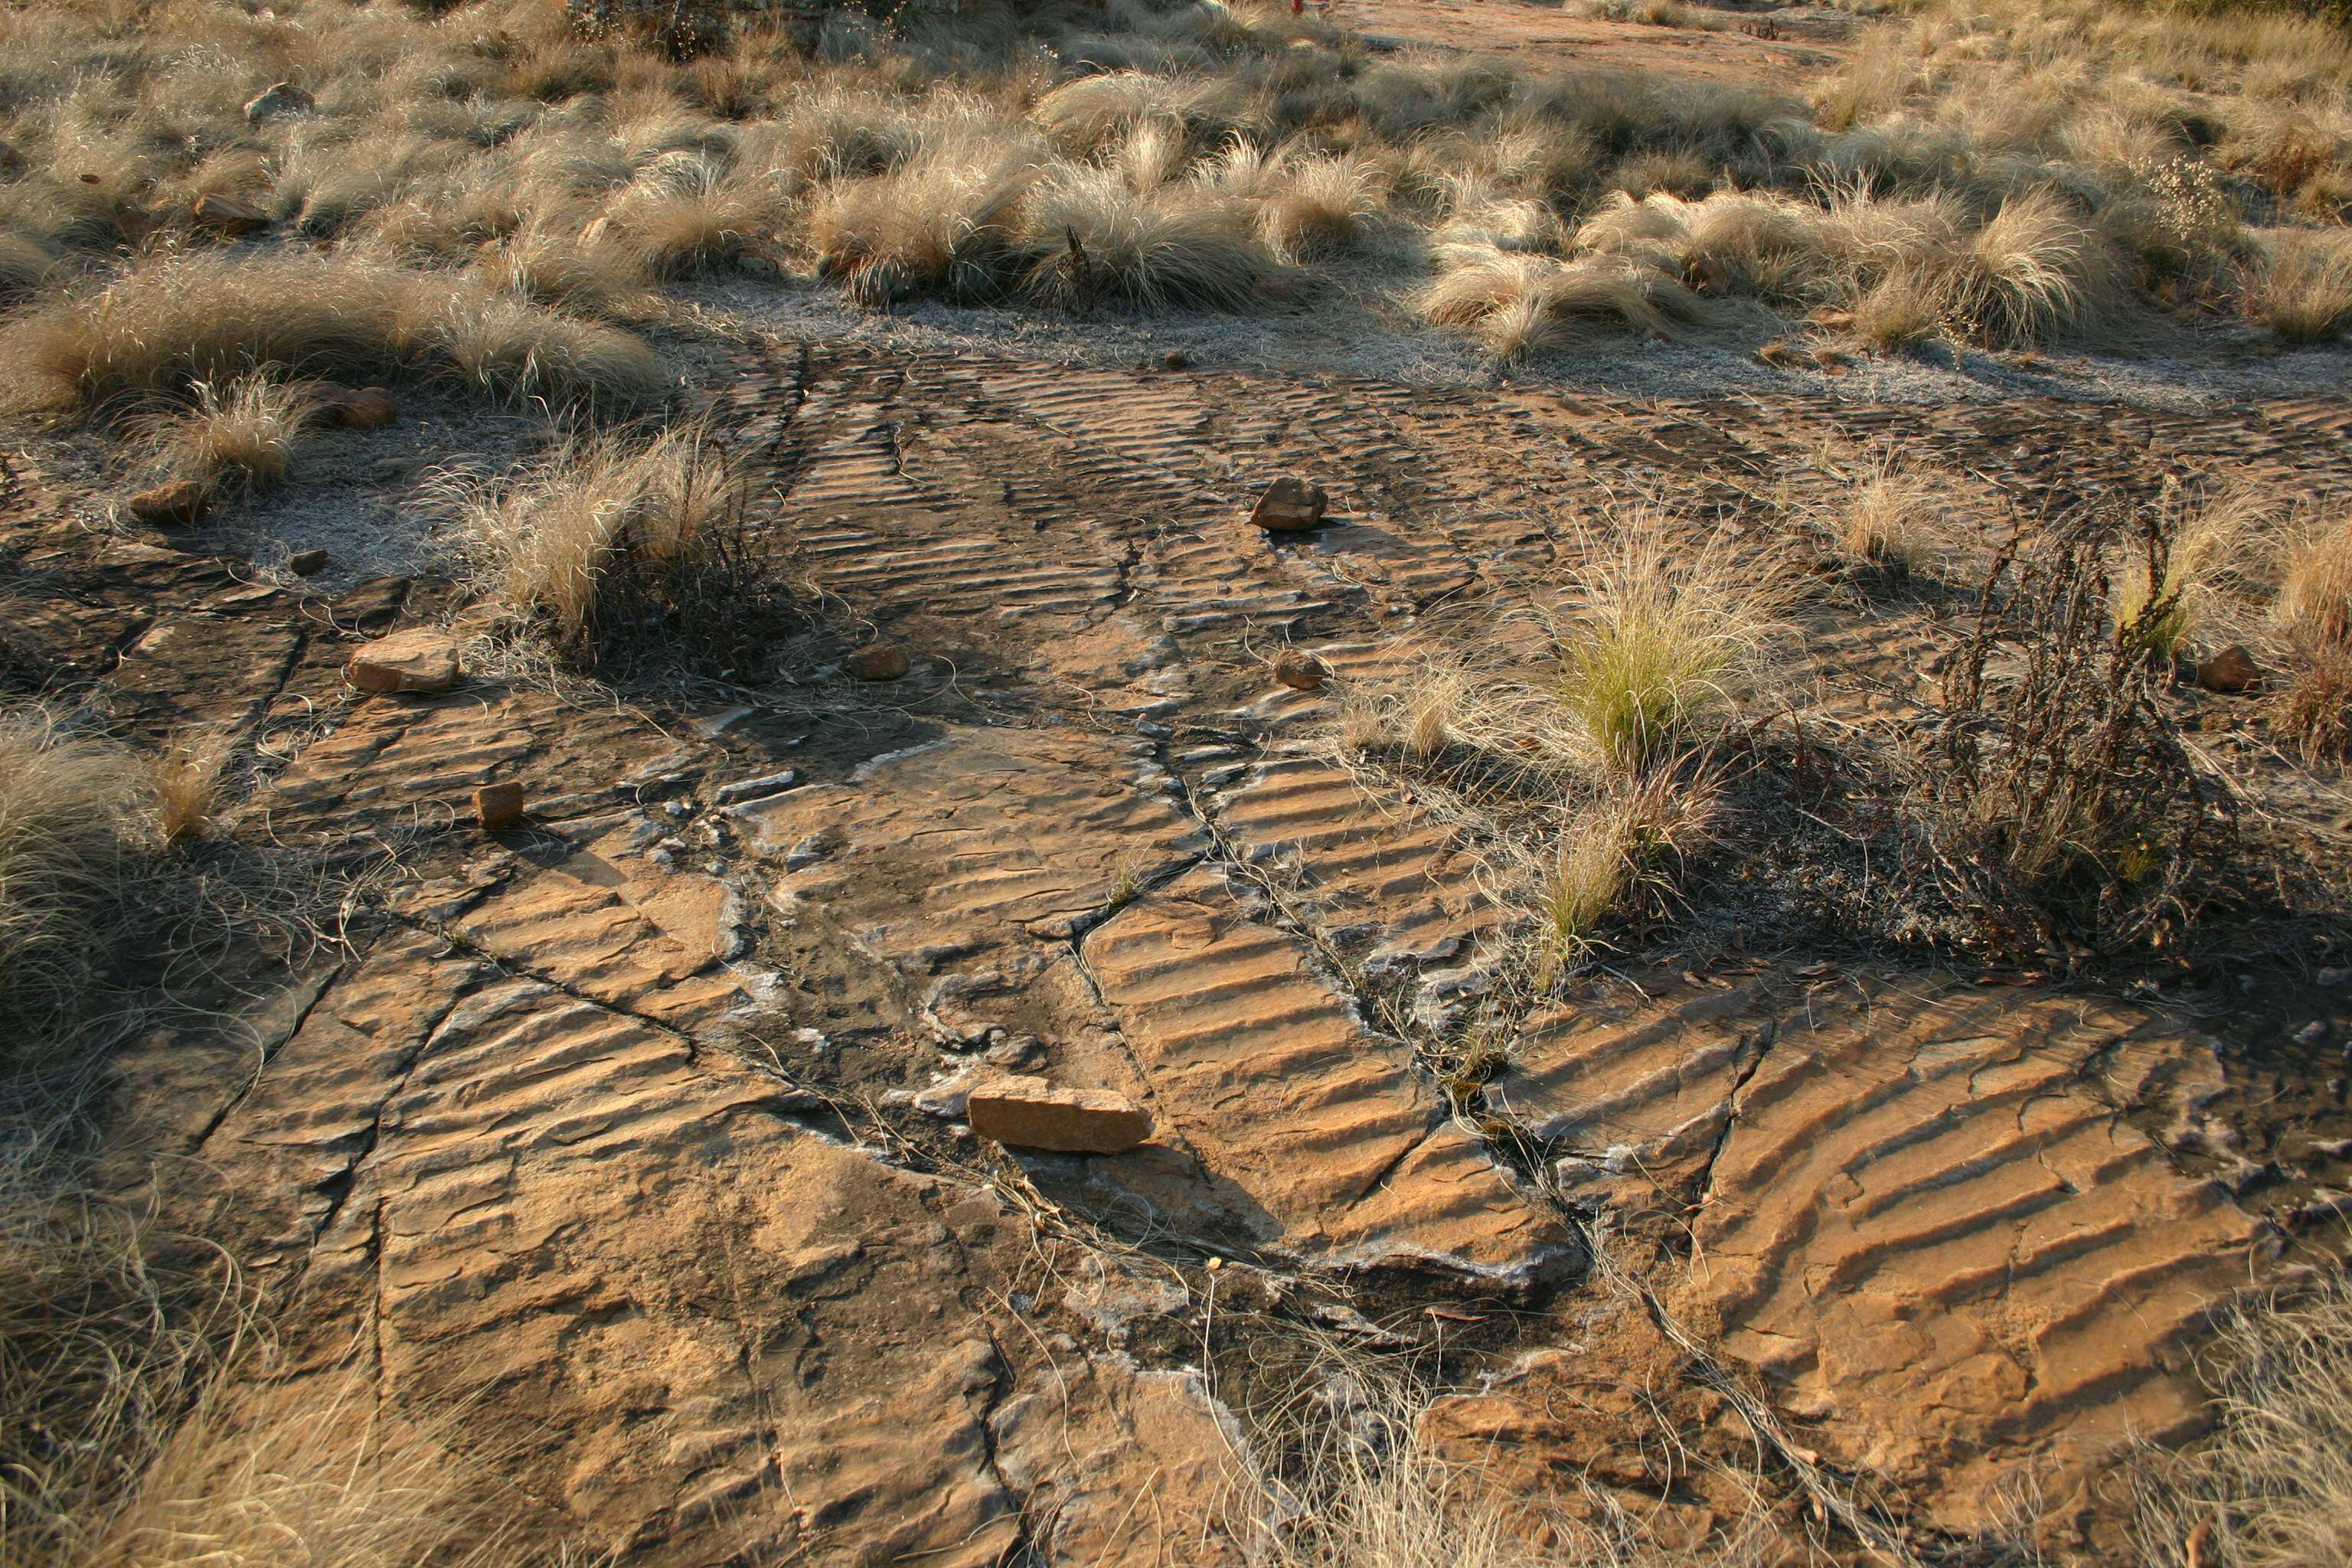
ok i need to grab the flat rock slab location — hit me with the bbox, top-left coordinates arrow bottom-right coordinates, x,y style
1671,983 -> 2273,1537
969,1077 -> 1151,1154
345,627 -> 461,694
1082,870 -> 1570,1280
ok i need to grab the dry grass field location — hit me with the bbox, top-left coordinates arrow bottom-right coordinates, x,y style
2,0 -> 2352,1563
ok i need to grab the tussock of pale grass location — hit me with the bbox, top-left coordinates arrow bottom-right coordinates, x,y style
137,377 -> 315,492
2246,229 -> 2352,345
0,1149 -> 232,1568
2135,1270 -> 2352,1568
1418,248 -> 1757,358
448,430 -> 743,648
152,730 -> 235,848
1018,163 -> 1272,311
1525,773 -> 1718,981
811,127 -> 1044,304
0,711 -> 154,1042
16,251 -> 664,413
473,217 -> 654,315
2275,511 -> 2352,655
1821,455 -> 1954,573
0,231 -> 60,301
1201,140 -> 1390,262
598,154 -> 782,276
83,1375 -> 539,1568
1548,518 -> 1797,777
2115,483 -> 2270,660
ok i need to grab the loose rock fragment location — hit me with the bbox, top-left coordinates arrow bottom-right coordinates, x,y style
472,781 -> 527,831
326,385 -> 399,431
968,1077 -> 1152,1155
243,80 -> 314,122
345,627 -> 462,694
128,479 -> 212,525
288,548 -> 330,577
1273,650 -> 1330,691
1250,476 -> 1328,533
2195,644 -> 2259,694
191,193 -> 270,235
845,644 -> 911,681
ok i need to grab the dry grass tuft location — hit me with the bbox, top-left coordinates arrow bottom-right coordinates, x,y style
2135,1270 -> 2352,1568
446,428 -> 782,673
83,1375 -> 537,1568
151,730 -> 236,848
1526,773 -> 1718,979
1819,454 -> 1956,573
2115,482 -> 2268,661
1547,517 -> 1796,777
1019,162 -> 1272,311
15,252 -> 665,413
0,712 -> 154,1042
2275,512 -> 2352,655
136,377 -> 315,492
811,127 -> 1042,304
0,1148 -> 230,1568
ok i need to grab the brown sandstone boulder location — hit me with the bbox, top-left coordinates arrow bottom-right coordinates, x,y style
191,193 -> 270,235
472,781 -> 526,830
968,1077 -> 1151,1155
845,643 -> 911,681
1273,650 -> 1330,691
243,80 -> 314,122
128,479 -> 212,525
1250,476 -> 1328,533
2196,643 -> 2259,694
345,628 -> 461,694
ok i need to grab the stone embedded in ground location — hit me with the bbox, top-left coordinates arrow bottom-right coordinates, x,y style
288,548 -> 329,577
328,386 -> 399,431
191,192 -> 270,234
844,643 -> 911,680
242,80 -> 313,121
969,1077 -> 1152,1154
2196,643 -> 2259,693
1249,476 -> 1328,532
345,627 -> 462,694
128,479 -> 212,525
1272,650 -> 1329,690
473,780 -> 526,830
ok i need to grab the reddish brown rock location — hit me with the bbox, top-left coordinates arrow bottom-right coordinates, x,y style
287,548 -> 330,577
327,385 -> 399,431
1272,650 -> 1330,691
344,628 -> 461,694
845,643 -> 911,681
128,479 -> 212,525
191,192 -> 270,235
472,780 -> 527,831
2195,643 -> 2259,694
242,80 -> 313,122
1250,476 -> 1328,533
969,1077 -> 1152,1155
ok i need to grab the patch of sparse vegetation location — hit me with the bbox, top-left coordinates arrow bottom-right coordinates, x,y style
1901,508 -> 2245,960
135,377 -> 315,494
447,429 -> 790,675
2135,1269 -> 2352,1568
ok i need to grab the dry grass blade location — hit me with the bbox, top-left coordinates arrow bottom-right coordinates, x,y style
152,730 -> 237,848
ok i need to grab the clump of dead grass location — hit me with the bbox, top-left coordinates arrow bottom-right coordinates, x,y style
151,730 -> 236,849
1816,453 -> 1957,574
2115,481 -> 2270,661
15,251 -> 665,413
2134,1269 -> 2352,1568
0,712 -> 155,1044
446,429 -> 785,672
136,377 -> 316,493
0,1148 -> 230,1568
